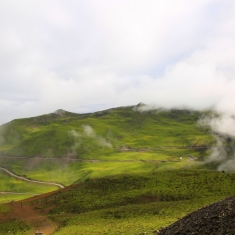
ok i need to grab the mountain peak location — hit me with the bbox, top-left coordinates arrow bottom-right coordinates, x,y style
136,102 -> 146,107
53,109 -> 66,116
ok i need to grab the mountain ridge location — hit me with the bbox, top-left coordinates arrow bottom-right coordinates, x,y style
0,104 -> 213,158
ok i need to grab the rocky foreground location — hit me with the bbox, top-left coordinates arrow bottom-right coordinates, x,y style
158,195 -> 235,235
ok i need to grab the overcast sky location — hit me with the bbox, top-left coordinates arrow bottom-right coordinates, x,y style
1,0 -> 235,125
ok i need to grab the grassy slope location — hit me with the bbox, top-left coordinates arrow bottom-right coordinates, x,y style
1,106 -> 234,234
0,150 -> 202,186
1,169 -> 235,234
0,106 -> 214,158
0,105 -> 215,187
40,170 -> 235,234
0,171 -> 58,204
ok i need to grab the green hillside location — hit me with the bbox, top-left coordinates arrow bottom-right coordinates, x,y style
0,104 -> 217,190
1,105 -> 235,234
1,170 -> 235,234
0,104 -> 214,158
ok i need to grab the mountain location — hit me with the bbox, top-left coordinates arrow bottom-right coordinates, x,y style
1,104 -> 235,234
0,104 -> 214,158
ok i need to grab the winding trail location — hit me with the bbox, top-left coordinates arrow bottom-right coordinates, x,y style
0,166 -> 64,189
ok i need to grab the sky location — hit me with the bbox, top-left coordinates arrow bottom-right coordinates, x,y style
1,0 -> 235,125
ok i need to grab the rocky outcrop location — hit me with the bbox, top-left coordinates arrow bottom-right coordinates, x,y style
158,195 -> 235,235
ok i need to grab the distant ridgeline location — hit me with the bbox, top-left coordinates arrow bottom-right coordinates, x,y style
0,104 -> 233,160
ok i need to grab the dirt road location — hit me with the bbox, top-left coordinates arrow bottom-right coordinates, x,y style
0,166 -> 64,189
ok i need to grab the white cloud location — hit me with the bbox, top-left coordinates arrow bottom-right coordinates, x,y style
1,0 -> 235,124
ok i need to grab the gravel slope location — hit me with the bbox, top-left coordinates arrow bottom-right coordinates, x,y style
158,195 -> 235,235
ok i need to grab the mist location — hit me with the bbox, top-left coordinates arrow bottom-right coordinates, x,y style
69,125 -> 112,155
82,125 -> 112,148
201,113 -> 235,172
133,102 -> 235,172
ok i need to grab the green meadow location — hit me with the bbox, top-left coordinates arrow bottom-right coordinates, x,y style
20,170 -> 235,235
0,172 -> 58,203
0,152 -> 200,186
0,105 -> 234,234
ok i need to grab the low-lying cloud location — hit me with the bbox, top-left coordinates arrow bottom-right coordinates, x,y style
82,125 -> 112,148
70,125 -> 112,151
200,113 -> 235,172
207,114 -> 235,138
134,103 -> 235,172
205,135 -> 227,163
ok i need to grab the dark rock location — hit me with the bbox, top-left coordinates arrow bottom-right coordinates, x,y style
158,195 -> 235,235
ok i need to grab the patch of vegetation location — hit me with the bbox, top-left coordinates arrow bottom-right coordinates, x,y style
16,169 -> 235,234
0,106 -> 215,158
0,170 -> 58,202
0,151 -> 204,187
0,194 -> 32,204
0,204 -> 10,213
0,219 -> 31,235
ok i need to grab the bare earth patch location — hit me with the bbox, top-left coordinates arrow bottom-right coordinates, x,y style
0,191 -> 61,235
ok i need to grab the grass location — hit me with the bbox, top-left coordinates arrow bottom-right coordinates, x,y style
0,204 -> 10,213
52,197 -> 224,235
0,152 -> 201,187
0,106 -> 234,234
1,164 -> 235,234
15,169 -> 235,235
0,194 -> 34,204
0,106 -> 214,159
0,172 -> 57,193
0,219 -> 30,235
0,170 -> 58,204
